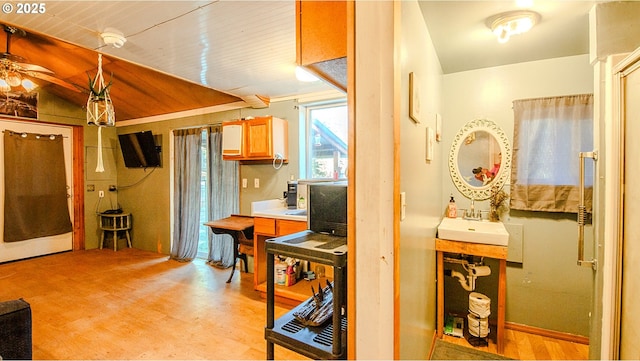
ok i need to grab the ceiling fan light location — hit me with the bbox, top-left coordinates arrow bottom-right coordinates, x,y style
0,78 -> 10,92
21,79 -> 37,91
6,72 -> 22,87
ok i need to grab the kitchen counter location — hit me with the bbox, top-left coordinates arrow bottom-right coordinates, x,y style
251,199 -> 311,304
251,199 -> 308,222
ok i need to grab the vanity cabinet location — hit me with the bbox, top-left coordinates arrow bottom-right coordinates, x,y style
254,217 -> 324,304
436,238 -> 507,354
222,116 -> 288,162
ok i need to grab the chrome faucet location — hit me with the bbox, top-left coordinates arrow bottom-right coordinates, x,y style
464,199 -> 482,220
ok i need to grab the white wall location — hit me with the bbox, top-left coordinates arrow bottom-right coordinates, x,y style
441,55 -> 595,335
398,1 -> 443,358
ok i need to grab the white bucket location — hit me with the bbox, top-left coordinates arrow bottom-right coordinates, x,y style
275,263 -> 287,285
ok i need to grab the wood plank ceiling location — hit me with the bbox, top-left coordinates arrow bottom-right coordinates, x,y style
1,1 -> 337,122
1,26 -> 243,121
2,1 -> 597,122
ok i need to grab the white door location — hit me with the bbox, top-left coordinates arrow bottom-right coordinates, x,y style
0,120 -> 74,262
620,53 -> 640,359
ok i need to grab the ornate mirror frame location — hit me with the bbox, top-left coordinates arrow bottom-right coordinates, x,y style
448,118 -> 512,200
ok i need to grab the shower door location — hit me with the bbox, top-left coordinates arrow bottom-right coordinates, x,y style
619,50 -> 640,360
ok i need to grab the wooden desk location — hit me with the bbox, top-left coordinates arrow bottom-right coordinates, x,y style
204,215 -> 254,283
435,238 -> 508,354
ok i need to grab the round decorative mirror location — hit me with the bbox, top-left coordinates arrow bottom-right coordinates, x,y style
448,118 -> 511,200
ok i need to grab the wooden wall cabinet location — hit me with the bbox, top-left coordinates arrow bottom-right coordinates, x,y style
222,116 -> 288,162
296,0 -> 347,91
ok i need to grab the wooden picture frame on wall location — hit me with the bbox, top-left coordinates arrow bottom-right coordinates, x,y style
409,72 -> 420,123
0,90 -> 38,120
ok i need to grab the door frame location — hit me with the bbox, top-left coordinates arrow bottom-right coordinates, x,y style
72,125 -> 85,250
600,47 -> 640,360
0,119 -> 85,253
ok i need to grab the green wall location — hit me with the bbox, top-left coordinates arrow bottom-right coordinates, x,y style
114,99 -> 333,254
441,55 -> 594,336
398,1 -> 444,358
22,89 -> 119,251
35,86 -> 342,254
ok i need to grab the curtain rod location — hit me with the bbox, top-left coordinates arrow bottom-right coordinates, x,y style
171,124 -> 223,132
2,130 -> 68,138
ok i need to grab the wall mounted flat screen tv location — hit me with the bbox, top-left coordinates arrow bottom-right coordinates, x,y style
308,182 -> 347,237
118,131 -> 161,168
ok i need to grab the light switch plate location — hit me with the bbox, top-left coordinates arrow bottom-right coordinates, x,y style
426,127 -> 434,161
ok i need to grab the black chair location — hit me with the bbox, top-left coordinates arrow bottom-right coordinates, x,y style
0,299 -> 32,360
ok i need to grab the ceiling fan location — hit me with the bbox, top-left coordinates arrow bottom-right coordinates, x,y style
0,24 -> 79,92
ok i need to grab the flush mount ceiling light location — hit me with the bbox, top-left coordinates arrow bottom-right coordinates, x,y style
100,28 -> 127,48
488,10 -> 541,43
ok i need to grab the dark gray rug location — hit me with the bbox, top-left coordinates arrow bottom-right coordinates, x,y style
430,339 -> 514,360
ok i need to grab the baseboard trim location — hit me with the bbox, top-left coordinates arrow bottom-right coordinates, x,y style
505,322 -> 589,345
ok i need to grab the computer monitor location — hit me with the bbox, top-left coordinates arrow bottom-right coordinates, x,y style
308,182 -> 347,237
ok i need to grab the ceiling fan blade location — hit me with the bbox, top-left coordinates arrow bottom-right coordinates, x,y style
17,62 -> 54,74
2,25 -> 55,75
28,72 -> 82,92
1,52 -> 25,63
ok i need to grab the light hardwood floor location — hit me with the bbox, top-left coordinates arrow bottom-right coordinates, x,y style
442,329 -> 589,360
0,248 -> 307,360
0,248 -> 589,360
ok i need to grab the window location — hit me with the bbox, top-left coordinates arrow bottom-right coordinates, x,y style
172,127 -> 237,262
300,101 -> 348,179
510,94 -> 593,213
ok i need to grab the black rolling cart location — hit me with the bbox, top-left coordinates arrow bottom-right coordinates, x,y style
265,230 -> 347,360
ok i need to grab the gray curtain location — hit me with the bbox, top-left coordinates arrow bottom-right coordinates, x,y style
3,131 -> 72,242
206,126 -> 239,268
170,128 -> 202,261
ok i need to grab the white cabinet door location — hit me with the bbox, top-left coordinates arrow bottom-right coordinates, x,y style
222,123 -> 243,156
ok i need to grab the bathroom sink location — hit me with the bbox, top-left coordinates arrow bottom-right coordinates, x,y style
437,218 -> 509,246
